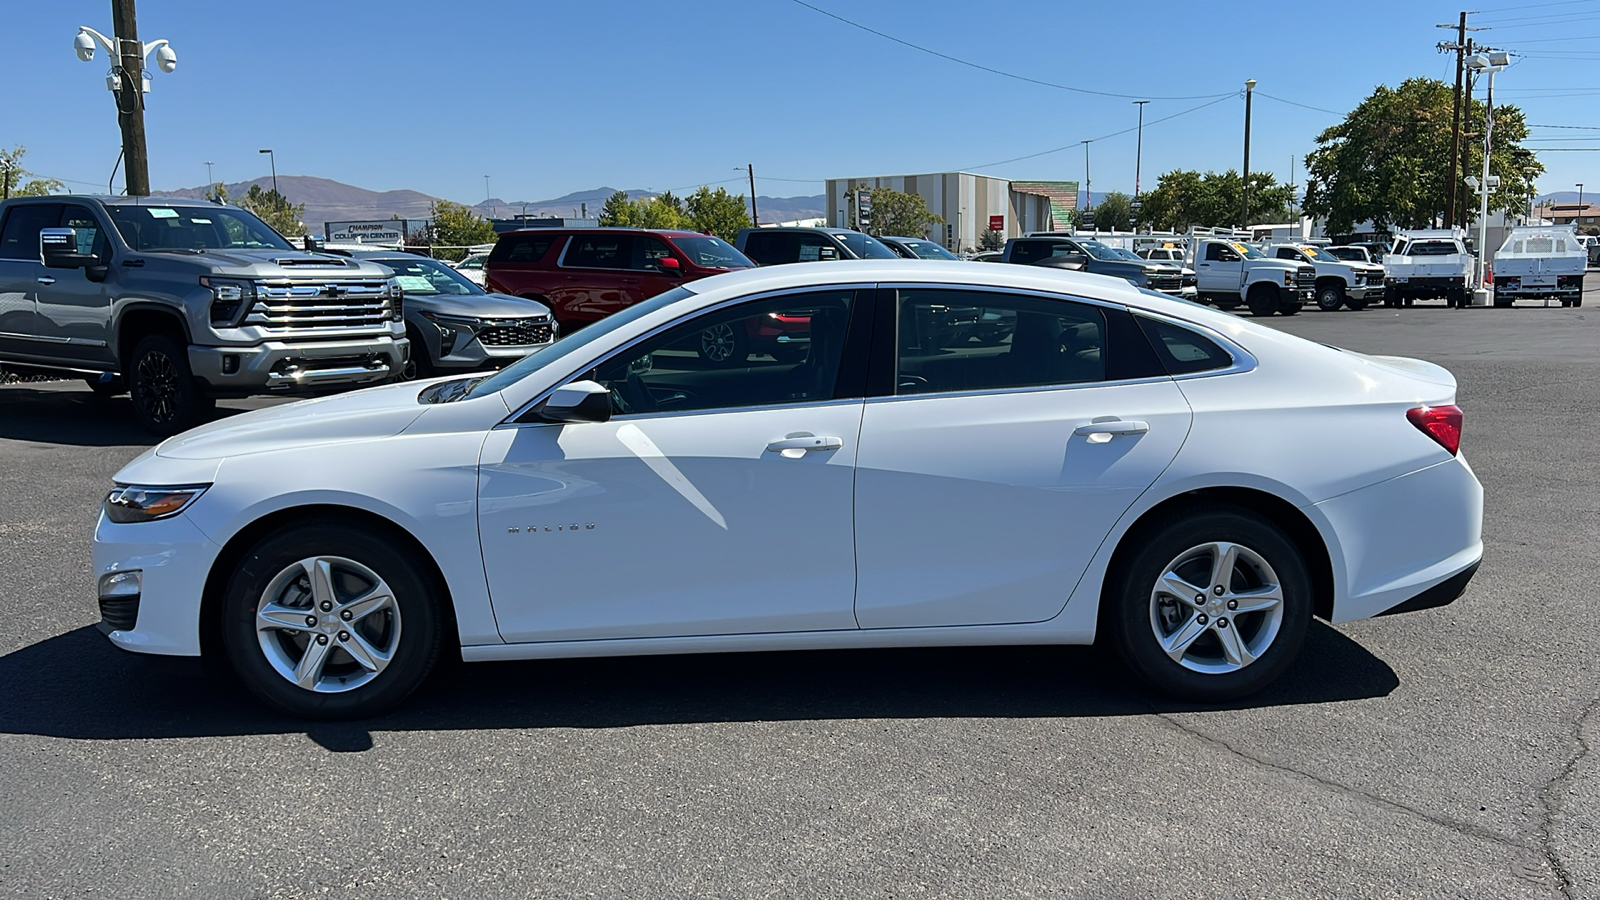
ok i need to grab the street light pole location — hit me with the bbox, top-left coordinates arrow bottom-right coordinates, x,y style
1081,140 -> 1092,219
258,149 -> 277,195
1579,183 -> 1586,219
204,160 -> 213,186
484,175 -> 492,217
1241,79 -> 1256,229
1468,52 -> 1509,296
1133,100 -> 1148,232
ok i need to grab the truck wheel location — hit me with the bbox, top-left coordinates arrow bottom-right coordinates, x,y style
1245,284 -> 1278,317
1383,289 -> 1398,308
1315,285 -> 1344,311
1345,296 -> 1369,311
127,333 -> 209,435
1212,297 -> 1241,311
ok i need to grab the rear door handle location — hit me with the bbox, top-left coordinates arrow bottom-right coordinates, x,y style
766,435 -> 843,457
36,276 -> 55,285
1075,420 -> 1149,437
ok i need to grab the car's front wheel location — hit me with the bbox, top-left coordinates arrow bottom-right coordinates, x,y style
1315,285 -> 1344,311
127,334 -> 212,435
1107,509 -> 1312,702
221,524 -> 443,719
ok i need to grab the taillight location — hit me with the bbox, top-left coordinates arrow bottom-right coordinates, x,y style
1407,404 -> 1463,456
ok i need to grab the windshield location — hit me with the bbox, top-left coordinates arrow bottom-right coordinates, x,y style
837,232 -> 901,260
106,204 -> 293,252
466,286 -> 698,400
1077,241 -> 1123,261
896,239 -> 959,260
1230,242 -> 1265,259
1303,246 -> 1342,263
1110,248 -> 1143,261
672,235 -> 753,269
369,256 -> 484,296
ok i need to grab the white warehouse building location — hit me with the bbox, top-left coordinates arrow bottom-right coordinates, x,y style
825,172 -> 1077,251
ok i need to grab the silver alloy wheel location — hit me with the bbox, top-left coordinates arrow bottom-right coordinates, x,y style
699,323 -> 737,362
1148,541 -> 1284,675
255,556 -> 402,693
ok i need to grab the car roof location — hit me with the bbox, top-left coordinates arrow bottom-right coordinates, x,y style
5,194 -> 224,208
500,227 -> 709,238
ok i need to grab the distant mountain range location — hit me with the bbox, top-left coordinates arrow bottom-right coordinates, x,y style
163,175 -> 825,232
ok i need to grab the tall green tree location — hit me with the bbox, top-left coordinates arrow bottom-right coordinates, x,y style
1138,169 -> 1294,231
1301,77 -> 1540,234
685,186 -> 752,240
598,190 -> 637,227
426,199 -> 499,261
859,187 -> 943,238
1092,192 -> 1133,232
1,146 -> 65,197
238,185 -> 307,236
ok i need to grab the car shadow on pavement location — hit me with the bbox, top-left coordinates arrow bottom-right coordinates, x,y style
0,623 -> 1398,751
0,385 -> 252,447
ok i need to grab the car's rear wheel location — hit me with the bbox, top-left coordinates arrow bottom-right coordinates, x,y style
1245,284 -> 1279,317
1107,509 -> 1312,701
220,524 -> 442,719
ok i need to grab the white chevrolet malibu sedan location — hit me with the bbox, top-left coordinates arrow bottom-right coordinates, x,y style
94,261 -> 1483,718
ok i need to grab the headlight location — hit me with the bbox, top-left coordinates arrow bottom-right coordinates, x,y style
200,276 -> 256,326
104,484 -> 208,523
384,277 -> 404,321
1283,271 -> 1293,286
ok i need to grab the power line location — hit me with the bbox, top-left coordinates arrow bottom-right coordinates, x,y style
1531,123 -> 1600,128
785,0 -> 1235,101
959,94 -> 1236,171
1475,0 -> 1600,11
1474,13 -> 1600,30
1254,92 -> 1342,115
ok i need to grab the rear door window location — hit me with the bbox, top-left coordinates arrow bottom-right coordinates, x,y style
0,204 -> 64,260
894,289 -> 1106,395
562,234 -> 632,269
741,231 -> 795,265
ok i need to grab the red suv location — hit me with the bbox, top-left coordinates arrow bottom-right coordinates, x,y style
484,228 -> 754,332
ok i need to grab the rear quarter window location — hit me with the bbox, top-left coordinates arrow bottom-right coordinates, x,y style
490,234 -> 557,264
1135,315 -> 1233,376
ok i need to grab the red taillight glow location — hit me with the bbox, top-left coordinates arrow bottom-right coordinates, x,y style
1407,404 -> 1463,456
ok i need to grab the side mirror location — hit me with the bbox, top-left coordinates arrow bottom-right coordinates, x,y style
657,256 -> 682,275
534,379 -> 612,424
40,228 -> 96,269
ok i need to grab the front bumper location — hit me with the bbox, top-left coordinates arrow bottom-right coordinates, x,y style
1346,284 -> 1377,300
92,511 -> 220,657
190,336 -> 409,394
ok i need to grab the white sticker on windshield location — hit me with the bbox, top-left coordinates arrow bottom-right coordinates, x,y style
395,275 -> 434,292
190,217 -> 211,224
147,208 -> 179,219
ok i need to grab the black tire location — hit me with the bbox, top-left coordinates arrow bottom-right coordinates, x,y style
1245,284 -> 1278,317
84,377 -> 127,398
127,333 -> 210,435
220,523 -> 443,719
1212,297 -> 1242,311
1106,509 -> 1314,702
1383,289 -> 1398,309
1315,285 -> 1344,312
1278,296 -> 1302,316
1344,296 -> 1369,311
697,322 -> 748,367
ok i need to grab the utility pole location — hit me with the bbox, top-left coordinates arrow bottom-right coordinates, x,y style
1439,12 -> 1485,228
1241,79 -> 1256,228
1081,140 -> 1092,213
748,163 -> 758,226
111,0 -> 150,196
1133,100 -> 1149,231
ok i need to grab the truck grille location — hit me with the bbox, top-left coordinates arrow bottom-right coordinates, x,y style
476,318 -> 554,347
1147,273 -> 1183,294
243,280 -> 393,332
1296,266 -> 1316,291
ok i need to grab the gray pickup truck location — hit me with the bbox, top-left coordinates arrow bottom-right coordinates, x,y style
999,235 -> 1187,296
0,195 -> 408,433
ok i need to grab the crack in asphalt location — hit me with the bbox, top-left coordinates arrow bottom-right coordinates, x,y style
1154,713 -> 1549,864
1536,693 -> 1599,900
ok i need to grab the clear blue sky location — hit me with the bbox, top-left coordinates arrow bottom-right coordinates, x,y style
3,0 -> 1596,203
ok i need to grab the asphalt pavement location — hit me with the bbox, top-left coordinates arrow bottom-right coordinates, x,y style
0,276 -> 1597,898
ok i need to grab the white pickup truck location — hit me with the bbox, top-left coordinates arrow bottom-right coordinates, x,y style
1184,237 -> 1312,316
1264,243 -> 1384,311
1492,225 -> 1587,307
1383,229 -> 1474,308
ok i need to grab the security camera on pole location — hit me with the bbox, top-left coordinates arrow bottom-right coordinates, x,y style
72,0 -> 176,197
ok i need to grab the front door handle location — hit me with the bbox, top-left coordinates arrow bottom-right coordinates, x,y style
36,276 -> 56,285
766,435 -> 843,457
1075,420 -> 1149,438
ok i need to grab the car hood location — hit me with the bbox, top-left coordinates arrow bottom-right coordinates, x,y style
405,291 -> 551,319
145,248 -> 392,278
153,380 -> 430,461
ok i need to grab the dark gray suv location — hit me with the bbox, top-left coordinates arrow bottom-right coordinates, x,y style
735,227 -> 901,265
